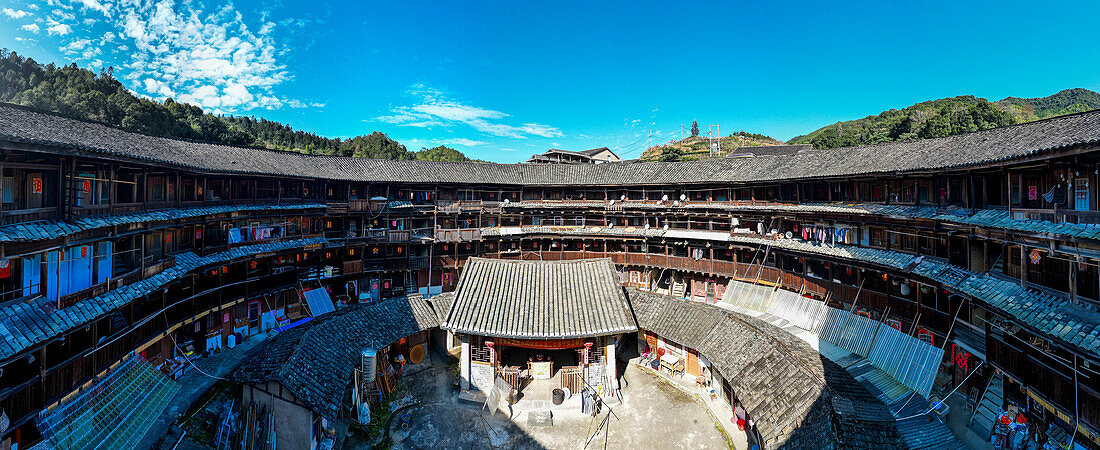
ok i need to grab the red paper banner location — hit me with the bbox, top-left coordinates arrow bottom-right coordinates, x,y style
493,338 -> 587,350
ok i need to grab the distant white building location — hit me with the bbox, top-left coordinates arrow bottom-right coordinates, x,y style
526,147 -> 621,164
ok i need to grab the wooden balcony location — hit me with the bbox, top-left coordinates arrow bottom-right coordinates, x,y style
435,228 -> 481,242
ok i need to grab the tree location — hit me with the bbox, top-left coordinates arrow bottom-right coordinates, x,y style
415,145 -> 470,162
690,120 -> 699,137
658,146 -> 683,162
341,132 -> 414,159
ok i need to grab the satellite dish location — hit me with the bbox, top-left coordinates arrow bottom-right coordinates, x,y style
661,194 -> 669,201
900,283 -> 912,296
785,231 -> 793,239
644,223 -> 651,230
503,198 -> 509,204
673,200 -> 680,206
663,224 -> 669,230
608,223 -> 614,229
609,200 -> 616,205
620,195 -> 627,201
679,194 -> 687,201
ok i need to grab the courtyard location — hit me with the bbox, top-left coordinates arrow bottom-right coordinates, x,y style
349,351 -> 732,450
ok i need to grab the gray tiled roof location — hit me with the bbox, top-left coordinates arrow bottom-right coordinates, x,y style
0,202 -> 327,243
3,103 -> 1099,185
629,290 -> 905,448
441,257 -> 637,338
0,237 -> 327,360
234,295 -> 440,418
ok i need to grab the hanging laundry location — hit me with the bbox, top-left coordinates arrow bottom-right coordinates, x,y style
228,228 -> 243,244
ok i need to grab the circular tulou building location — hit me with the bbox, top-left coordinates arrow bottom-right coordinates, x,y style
1,102 -> 1100,449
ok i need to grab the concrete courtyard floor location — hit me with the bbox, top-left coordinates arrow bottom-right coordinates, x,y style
364,355 -> 732,450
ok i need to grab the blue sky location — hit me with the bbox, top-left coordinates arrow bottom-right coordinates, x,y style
2,0 -> 1100,162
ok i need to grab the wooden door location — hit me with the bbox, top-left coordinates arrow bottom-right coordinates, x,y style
1075,177 -> 1089,210
686,349 -> 700,376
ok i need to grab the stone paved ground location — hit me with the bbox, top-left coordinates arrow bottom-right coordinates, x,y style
363,358 -> 731,450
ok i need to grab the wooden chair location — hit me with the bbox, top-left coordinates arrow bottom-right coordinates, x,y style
671,360 -> 686,378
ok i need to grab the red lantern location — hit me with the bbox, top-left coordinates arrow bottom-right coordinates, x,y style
485,340 -> 495,348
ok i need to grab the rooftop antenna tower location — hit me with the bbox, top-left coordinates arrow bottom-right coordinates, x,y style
707,124 -> 721,157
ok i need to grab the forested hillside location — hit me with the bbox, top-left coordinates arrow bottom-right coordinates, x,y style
788,89 -> 1100,150
0,49 -> 470,161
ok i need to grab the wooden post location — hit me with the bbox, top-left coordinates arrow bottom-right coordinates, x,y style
58,158 -> 68,220
1070,252 -> 1078,304
1019,245 -> 1027,287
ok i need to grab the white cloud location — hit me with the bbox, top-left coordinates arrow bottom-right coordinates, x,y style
375,84 -> 562,139
38,0 -> 321,113
77,0 -> 110,16
21,23 -> 39,33
46,18 -> 71,35
142,78 -> 176,98
2,8 -> 30,18
437,138 -> 487,147
60,38 -> 90,53
43,0 -> 322,112
51,9 -> 74,21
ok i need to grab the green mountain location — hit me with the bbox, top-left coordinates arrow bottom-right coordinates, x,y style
789,88 -> 1100,149
0,49 -> 470,161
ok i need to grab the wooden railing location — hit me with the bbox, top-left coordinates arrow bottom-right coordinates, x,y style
497,366 -> 525,391
558,366 -> 583,393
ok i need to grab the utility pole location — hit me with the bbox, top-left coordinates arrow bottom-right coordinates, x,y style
708,124 -> 721,157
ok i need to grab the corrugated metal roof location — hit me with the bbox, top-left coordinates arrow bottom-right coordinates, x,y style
442,257 -> 637,338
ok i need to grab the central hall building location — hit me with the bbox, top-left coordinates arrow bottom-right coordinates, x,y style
439,258 -> 636,399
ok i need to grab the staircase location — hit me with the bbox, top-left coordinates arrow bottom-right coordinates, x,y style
670,280 -> 686,298
968,371 -> 1004,438
404,271 -> 418,296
